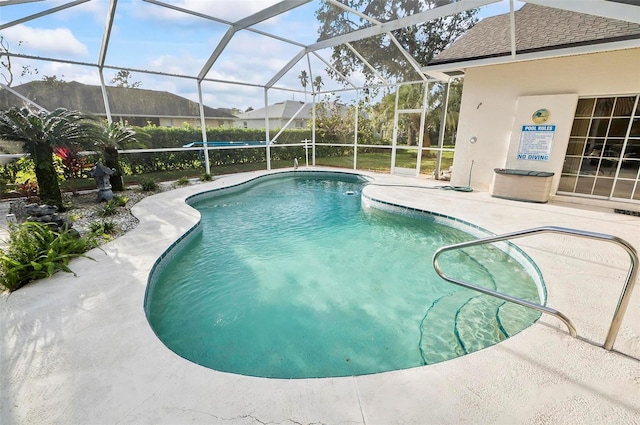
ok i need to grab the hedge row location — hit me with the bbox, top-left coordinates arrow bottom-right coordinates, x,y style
108,127 -> 375,175
0,127 -> 386,182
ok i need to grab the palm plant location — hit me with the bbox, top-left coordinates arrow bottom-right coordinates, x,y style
0,107 -> 96,210
313,76 -> 323,93
95,121 -> 141,191
299,70 -> 309,101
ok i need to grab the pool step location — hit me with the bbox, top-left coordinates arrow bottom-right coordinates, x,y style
497,301 -> 541,337
454,296 -> 507,355
419,290 -> 475,365
422,246 -> 542,365
458,245 -> 543,341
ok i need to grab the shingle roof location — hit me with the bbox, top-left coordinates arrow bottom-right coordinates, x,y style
237,100 -> 313,120
0,81 -> 235,118
429,3 -> 640,66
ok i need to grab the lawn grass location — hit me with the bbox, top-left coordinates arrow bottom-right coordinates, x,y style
316,150 -> 454,175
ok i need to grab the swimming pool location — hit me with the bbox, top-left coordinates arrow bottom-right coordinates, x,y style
145,172 -> 543,378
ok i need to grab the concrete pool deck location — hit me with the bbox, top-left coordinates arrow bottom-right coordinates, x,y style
1,168 -> 639,424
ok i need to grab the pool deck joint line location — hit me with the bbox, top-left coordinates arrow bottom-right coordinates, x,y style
1,168 -> 639,425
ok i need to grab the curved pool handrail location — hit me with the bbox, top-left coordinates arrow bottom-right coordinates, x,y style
432,226 -> 639,351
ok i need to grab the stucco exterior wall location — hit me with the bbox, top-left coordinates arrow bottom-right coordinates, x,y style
451,48 -> 640,194
234,118 -> 308,130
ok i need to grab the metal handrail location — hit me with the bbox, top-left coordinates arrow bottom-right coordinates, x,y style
432,226 -> 639,350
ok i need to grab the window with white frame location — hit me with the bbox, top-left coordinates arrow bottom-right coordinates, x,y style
560,95 -> 640,201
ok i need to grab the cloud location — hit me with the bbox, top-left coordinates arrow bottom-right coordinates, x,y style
132,0 -> 286,24
2,24 -> 88,57
148,54 -> 206,78
52,0 -> 110,25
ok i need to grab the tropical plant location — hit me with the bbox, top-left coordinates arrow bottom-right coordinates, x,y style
88,220 -> 118,237
54,145 -> 88,179
313,76 -> 323,93
17,179 -> 38,198
140,177 -> 158,191
95,121 -> 144,191
0,221 -> 96,292
97,201 -> 118,217
0,107 -> 96,210
110,195 -> 128,207
375,83 -> 429,146
176,176 -> 190,186
299,70 -> 309,101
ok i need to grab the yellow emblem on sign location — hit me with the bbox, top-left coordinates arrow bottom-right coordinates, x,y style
532,108 -> 550,124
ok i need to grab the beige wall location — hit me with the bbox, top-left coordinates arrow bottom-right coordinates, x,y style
502,93 -> 578,193
451,48 -> 640,193
234,118 -> 308,130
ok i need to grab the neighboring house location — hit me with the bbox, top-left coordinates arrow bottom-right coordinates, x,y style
424,3 -> 640,204
235,100 -> 313,129
0,81 -> 236,128
235,99 -> 353,131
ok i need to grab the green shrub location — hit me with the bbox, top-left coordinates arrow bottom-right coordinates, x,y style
140,177 -> 159,191
97,202 -> 118,217
201,173 -> 212,182
0,222 -> 96,292
110,195 -> 128,207
88,220 -> 118,236
176,176 -> 190,186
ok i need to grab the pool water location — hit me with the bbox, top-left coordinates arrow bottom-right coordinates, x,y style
145,174 -> 541,378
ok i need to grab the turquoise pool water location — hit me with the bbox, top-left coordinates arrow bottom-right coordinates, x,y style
145,174 -> 541,378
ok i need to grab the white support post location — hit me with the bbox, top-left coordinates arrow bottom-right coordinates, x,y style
197,81 -> 211,176
312,93 -> 316,166
415,82 -> 429,177
353,90 -> 359,170
264,88 -> 271,170
509,0 -> 516,58
390,88 -> 400,174
98,69 -> 113,124
435,81 -> 451,180
304,139 -> 309,168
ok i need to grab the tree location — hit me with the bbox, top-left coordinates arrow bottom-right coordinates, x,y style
373,84 -> 427,146
315,0 -> 477,84
95,121 -> 144,191
0,36 -> 14,86
111,70 -> 141,88
314,97 -> 374,145
428,79 -> 464,145
42,75 -> 65,85
372,81 -> 461,148
299,70 -> 309,101
313,76 -> 323,93
0,107 -> 96,209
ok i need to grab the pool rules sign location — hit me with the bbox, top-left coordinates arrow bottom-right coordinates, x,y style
517,125 -> 556,161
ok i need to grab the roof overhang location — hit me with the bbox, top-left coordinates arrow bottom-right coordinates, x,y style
423,37 -> 640,80
423,0 -> 640,81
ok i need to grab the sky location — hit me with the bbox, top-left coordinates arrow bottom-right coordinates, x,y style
0,0 -> 523,112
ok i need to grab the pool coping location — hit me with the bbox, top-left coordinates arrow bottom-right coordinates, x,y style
2,168 -> 640,424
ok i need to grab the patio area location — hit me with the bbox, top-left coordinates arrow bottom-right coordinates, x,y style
1,168 -> 639,424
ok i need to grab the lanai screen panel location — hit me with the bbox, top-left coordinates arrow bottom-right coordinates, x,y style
1,0 -> 500,116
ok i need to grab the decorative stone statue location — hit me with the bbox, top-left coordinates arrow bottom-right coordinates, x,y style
88,162 -> 116,202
